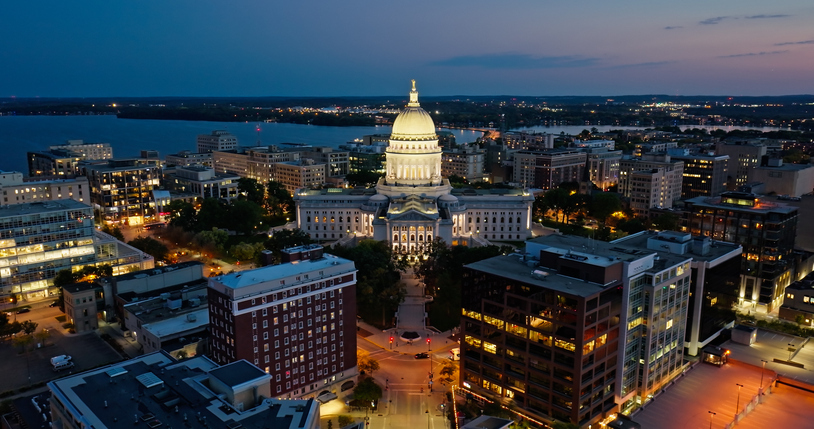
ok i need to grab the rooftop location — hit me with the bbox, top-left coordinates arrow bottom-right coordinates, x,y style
209,360 -> 269,388
466,253 -> 612,297
685,193 -> 798,214
112,261 -> 203,282
48,352 -> 318,429
612,230 -> 742,263
215,253 -> 354,290
0,199 -> 91,217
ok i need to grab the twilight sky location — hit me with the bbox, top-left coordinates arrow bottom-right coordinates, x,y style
3,0 -> 813,97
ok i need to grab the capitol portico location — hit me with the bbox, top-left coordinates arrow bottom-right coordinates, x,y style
294,81 -> 533,253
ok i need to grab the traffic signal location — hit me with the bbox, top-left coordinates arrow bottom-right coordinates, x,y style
390,336 -> 394,343
427,338 -> 431,343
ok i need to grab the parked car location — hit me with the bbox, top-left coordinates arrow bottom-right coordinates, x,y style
16,308 -> 30,314
49,301 -> 60,307
414,352 -> 429,359
51,355 -> 72,366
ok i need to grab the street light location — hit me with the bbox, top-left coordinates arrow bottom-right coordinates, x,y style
708,411 -> 716,429
735,383 -> 744,417
427,337 -> 431,351
760,359 -> 767,391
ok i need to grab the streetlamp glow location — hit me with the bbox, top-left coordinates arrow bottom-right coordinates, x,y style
760,359 -> 767,391
735,383 -> 744,417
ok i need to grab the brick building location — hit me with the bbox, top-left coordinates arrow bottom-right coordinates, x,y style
207,245 -> 358,399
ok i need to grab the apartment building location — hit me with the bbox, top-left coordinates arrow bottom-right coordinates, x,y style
619,154 -> 684,215
27,149 -> 84,177
715,140 -> 767,190
0,171 -> 90,205
667,150 -> 729,199
442,144 -> 485,181
49,140 -> 113,161
81,159 -> 162,223
207,245 -> 358,400
513,149 -> 587,190
165,150 -> 213,167
584,147 -> 622,191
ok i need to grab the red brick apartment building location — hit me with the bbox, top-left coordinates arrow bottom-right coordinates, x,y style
207,245 -> 358,399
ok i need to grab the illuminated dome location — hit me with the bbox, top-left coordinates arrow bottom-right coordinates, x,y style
390,80 -> 437,141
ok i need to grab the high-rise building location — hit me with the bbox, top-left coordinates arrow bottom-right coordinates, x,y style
81,158 -> 162,223
0,200 -> 152,302
460,234 -> 697,425
512,149 -> 587,189
442,144 -> 485,181
667,150 -> 729,199
207,245 -> 358,399
48,351 -> 321,429
197,130 -> 239,153
680,192 -> 798,312
612,231 -> 742,357
619,154 -> 684,215
295,82 -> 533,252
584,147 -> 622,191
715,140 -> 767,190
27,149 -> 84,177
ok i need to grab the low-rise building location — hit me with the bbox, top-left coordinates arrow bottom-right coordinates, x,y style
780,272 -> 814,325
275,160 -> 326,194
48,351 -> 321,429
165,150 -> 213,167
164,164 -> 240,201
27,149 -> 84,177
0,172 -> 90,205
748,160 -> 814,197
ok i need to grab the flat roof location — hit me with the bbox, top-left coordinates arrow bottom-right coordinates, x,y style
0,199 -> 91,217
216,254 -> 354,290
209,360 -> 269,388
612,230 -> 742,263
142,308 -> 209,338
112,261 -> 203,282
466,254 -> 610,297
685,195 -> 798,214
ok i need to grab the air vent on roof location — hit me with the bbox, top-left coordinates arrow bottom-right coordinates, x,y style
136,372 -> 164,389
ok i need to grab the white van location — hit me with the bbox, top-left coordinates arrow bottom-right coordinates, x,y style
51,355 -> 72,366
449,348 -> 460,361
53,361 -> 75,372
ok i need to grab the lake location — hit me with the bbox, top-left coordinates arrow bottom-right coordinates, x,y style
0,115 -> 785,173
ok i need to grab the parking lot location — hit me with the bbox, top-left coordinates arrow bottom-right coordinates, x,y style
721,329 -> 814,385
0,308 -> 123,393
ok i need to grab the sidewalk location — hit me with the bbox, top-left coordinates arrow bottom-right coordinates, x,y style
97,319 -> 143,358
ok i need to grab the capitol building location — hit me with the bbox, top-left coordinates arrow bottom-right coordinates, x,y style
294,81 -> 533,253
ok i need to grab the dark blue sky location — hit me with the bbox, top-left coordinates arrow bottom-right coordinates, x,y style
3,0 -> 812,97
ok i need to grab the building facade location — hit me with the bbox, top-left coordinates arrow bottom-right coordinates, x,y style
0,200 -> 152,303
0,172 -> 90,206
667,151 -> 729,199
295,82 -> 533,252
197,130 -> 239,153
584,147 -> 622,191
442,144 -> 485,181
207,246 -> 358,400
165,150 -> 214,167
49,140 -> 113,161
715,141 -> 767,190
82,159 -> 162,224
513,149 -> 587,190
164,165 -> 240,201
680,192 -> 798,312
27,149 -> 84,177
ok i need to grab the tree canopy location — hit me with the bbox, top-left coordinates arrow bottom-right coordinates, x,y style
352,377 -> 383,404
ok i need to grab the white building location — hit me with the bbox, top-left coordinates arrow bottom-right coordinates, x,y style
295,81 -> 533,253
197,130 -> 239,153
49,140 -> 113,161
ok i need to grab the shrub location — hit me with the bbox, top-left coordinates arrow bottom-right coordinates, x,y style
338,415 -> 354,427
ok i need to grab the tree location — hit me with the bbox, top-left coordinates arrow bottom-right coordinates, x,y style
237,178 -> 266,205
590,193 -> 621,226
12,334 -> 33,353
193,228 -> 229,253
230,242 -> 265,261
128,237 -> 169,261
20,320 -> 38,335
651,213 -> 679,231
34,329 -> 51,347
165,200 -> 197,231
438,362 -> 458,384
353,377 -> 383,404
357,350 -> 381,375
53,269 -> 76,288
264,229 -> 314,264
338,415 -> 354,427
345,171 -> 383,187
544,188 -> 569,223
101,225 -> 124,241
266,180 -> 295,220
229,200 -> 264,235
197,198 -> 229,231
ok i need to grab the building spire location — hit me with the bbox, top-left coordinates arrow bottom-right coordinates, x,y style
408,79 -> 420,107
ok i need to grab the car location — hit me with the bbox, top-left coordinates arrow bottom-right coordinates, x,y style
414,352 -> 429,359
51,355 -> 72,366
49,301 -> 60,307
16,308 -> 30,314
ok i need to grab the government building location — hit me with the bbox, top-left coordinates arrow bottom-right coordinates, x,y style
294,82 -> 533,253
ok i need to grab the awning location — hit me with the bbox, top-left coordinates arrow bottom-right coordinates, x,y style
316,392 -> 338,404
341,380 -> 355,392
